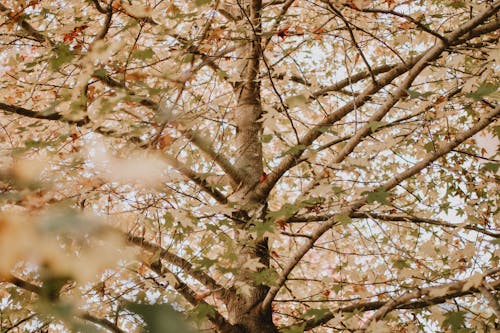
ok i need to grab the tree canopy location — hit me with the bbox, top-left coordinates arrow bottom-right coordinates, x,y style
0,0 -> 499,332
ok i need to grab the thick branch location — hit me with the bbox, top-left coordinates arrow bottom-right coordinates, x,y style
182,129 -> 245,186
162,153 -> 228,204
127,235 -> 231,300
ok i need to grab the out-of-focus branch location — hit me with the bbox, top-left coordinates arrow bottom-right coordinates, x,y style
0,2 -> 50,44
0,102 -> 228,203
478,283 -> 500,319
3,274 -> 125,333
0,102 -> 90,126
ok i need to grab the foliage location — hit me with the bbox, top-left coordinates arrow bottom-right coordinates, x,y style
0,0 -> 499,332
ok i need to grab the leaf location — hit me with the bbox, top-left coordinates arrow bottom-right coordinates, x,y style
392,259 -> 410,269
92,68 -> 108,79
462,272 -> 483,291
216,69 -> 229,79
302,308 -> 330,322
483,163 -> 499,173
368,121 -> 386,132
407,89 -> 433,99
281,145 -> 307,157
364,189 -> 391,204
194,0 -> 211,6
490,238 -> 500,246
252,268 -> 279,286
334,214 -> 351,224
442,311 -> 467,332
466,82 -> 499,100
424,142 -> 435,152
49,43 -> 74,70
286,94 -> 308,108
159,134 -> 175,149
261,134 -> 273,143
190,303 -> 215,324
132,48 -> 155,59
314,126 -> 336,134
251,220 -> 276,238
127,303 -> 197,333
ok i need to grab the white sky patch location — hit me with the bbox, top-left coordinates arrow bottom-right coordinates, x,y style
475,131 -> 499,158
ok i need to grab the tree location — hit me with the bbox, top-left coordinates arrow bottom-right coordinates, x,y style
0,0 -> 499,332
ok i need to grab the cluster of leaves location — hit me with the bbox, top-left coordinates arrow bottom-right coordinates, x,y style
0,0 -> 499,332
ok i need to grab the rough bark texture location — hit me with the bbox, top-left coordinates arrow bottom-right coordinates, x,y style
224,1 -> 279,332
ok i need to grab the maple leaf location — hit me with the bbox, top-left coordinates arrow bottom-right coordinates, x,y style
276,26 -> 291,40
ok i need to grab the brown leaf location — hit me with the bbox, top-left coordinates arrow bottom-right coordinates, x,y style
159,134 -> 176,149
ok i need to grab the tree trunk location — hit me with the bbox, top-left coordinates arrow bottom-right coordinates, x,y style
224,1 -> 278,332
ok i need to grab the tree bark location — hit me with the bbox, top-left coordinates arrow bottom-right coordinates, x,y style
224,1 -> 278,332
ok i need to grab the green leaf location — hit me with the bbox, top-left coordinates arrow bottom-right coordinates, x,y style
334,214 -> 351,225
128,303 -> 197,333
302,308 -> 330,322
331,283 -> 343,292
368,121 -> 387,132
261,134 -> 273,143
490,238 -> 500,246
424,142 -> 435,152
466,82 -> 499,100
483,163 -> 499,173
448,1 -> 466,8
392,259 -> 411,269
315,126 -> 335,134
286,94 -> 308,108
267,204 -> 300,221
183,53 -> 194,63
92,68 -> 108,79
190,303 -> 215,324
216,69 -> 229,79
252,268 -> 279,286
443,311 -> 467,332
365,189 -> 391,204
194,0 -> 211,6
49,43 -> 74,70
407,89 -> 432,99
132,47 -> 155,59
252,220 -> 276,238
493,126 -> 500,140
195,256 -> 217,269
281,144 -> 307,157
